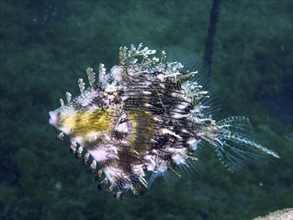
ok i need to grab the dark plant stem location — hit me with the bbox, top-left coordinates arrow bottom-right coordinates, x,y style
203,0 -> 221,80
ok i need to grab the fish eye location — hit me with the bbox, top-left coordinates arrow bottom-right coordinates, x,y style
104,88 -> 118,98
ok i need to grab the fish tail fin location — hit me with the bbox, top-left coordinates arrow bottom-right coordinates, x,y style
213,116 -> 279,172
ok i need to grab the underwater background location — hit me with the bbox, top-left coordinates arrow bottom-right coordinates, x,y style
0,0 -> 292,219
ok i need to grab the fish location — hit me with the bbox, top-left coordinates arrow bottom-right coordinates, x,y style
48,43 -> 279,199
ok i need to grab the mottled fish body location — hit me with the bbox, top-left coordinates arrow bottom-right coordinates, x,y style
49,44 -> 279,199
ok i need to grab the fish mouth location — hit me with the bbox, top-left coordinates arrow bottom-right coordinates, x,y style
49,111 -> 57,126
